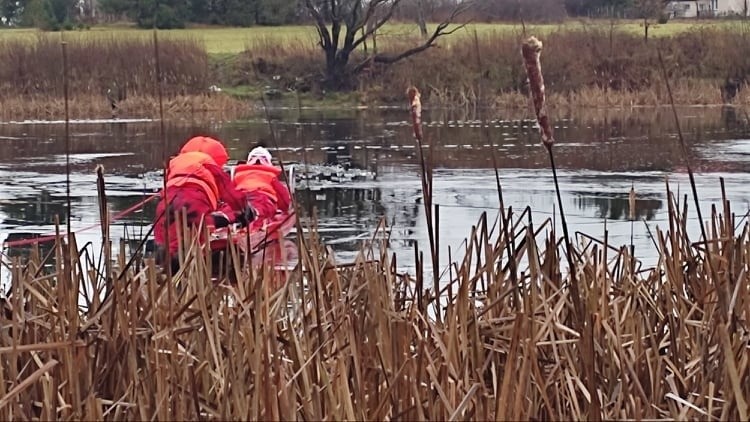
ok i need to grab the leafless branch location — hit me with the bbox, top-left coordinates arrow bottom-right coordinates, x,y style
353,4 -> 471,72
306,0 -> 332,49
350,0 -> 401,52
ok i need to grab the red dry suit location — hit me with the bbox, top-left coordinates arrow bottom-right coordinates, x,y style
154,151 -> 247,255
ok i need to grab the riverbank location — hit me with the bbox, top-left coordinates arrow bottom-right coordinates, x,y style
1,21 -> 750,120
3,81 -> 746,123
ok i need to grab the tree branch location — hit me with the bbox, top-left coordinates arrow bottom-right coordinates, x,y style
340,0 -> 364,58
352,4 -> 471,73
350,0 -> 400,52
331,0 -> 342,52
306,0 -> 332,50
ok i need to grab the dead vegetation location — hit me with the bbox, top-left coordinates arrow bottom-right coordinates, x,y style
238,24 -> 750,108
1,174 -> 749,420
0,36 -> 251,121
0,93 -> 251,121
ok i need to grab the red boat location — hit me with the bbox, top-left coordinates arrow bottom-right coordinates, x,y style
208,209 -> 296,256
207,163 -> 297,264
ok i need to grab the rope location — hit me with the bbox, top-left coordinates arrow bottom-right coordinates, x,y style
3,192 -> 160,248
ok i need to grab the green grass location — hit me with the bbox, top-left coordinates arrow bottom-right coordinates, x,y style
0,19 -> 745,54
0,25 -> 320,54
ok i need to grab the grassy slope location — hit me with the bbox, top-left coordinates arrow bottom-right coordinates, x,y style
0,20 -> 740,54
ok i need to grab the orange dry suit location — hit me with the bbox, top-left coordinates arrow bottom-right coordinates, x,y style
233,163 -> 291,220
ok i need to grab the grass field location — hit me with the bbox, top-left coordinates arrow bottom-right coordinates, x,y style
0,19 -> 744,54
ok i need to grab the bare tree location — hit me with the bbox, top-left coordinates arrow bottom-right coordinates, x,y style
304,0 -> 471,90
633,0 -> 669,42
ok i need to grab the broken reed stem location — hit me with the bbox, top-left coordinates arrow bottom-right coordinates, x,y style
96,165 -> 111,292
657,49 -> 708,245
154,29 -> 172,283
656,48 -> 729,320
407,86 -> 440,312
61,38 -> 71,241
629,183 -> 636,277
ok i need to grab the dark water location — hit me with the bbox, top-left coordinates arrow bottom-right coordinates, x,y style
1,106 -> 749,277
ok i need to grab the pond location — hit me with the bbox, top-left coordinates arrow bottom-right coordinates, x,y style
1,105 -> 749,280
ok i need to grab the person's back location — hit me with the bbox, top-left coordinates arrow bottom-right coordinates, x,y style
233,146 -> 291,220
154,136 -> 253,269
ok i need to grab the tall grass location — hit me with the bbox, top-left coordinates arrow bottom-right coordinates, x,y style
0,35 -> 241,119
1,161 -> 749,420
0,36 -> 209,98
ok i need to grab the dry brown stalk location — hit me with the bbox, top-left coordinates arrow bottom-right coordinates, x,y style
1,170 -> 750,420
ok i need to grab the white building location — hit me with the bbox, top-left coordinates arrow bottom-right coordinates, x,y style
715,0 -> 749,15
667,0 -> 748,17
666,0 -> 712,18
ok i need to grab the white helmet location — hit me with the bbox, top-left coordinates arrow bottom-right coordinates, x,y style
247,146 -> 272,165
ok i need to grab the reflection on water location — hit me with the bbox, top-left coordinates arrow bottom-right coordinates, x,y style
574,193 -> 662,221
0,106 -> 749,276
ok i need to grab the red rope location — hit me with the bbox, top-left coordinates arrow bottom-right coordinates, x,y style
3,192 -> 161,248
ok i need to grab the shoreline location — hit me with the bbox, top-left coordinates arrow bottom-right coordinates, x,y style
1,84 -> 747,123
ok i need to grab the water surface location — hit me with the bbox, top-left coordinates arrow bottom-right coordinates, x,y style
1,106 -> 749,279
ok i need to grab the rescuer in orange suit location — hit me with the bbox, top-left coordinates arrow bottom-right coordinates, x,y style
154,136 -> 254,270
232,146 -> 292,221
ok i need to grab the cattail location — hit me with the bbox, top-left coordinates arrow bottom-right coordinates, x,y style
407,86 -> 423,142
629,184 -> 636,221
521,36 -> 554,149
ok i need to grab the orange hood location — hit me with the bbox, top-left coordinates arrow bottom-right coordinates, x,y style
180,136 -> 229,167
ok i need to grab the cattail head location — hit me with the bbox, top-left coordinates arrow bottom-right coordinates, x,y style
407,86 -> 420,104
521,36 -> 554,149
629,184 -> 636,221
521,36 -> 543,60
406,86 -> 423,142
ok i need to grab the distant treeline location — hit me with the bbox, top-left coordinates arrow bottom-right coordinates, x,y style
1,0 -> 737,31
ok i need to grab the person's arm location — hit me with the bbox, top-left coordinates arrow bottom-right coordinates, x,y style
272,178 -> 292,212
206,164 -> 246,212
205,164 -> 256,226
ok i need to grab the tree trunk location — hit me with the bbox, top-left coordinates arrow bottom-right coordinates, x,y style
416,0 -> 428,37
323,52 -> 352,91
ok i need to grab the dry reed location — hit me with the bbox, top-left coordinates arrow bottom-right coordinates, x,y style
1,169 -> 749,420
0,93 -> 251,121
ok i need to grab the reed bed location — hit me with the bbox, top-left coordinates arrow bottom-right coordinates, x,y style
0,36 -> 209,98
0,36 -> 231,120
1,177 -> 749,420
0,93 -> 252,121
